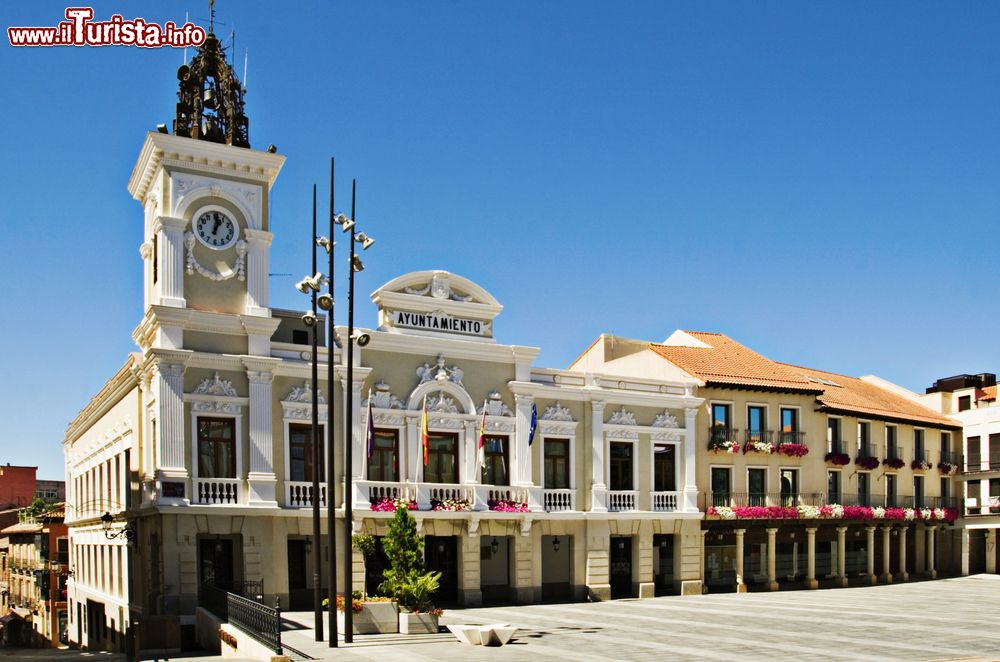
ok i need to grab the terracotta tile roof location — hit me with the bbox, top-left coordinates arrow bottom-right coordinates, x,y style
785,364 -> 958,428
978,385 -> 997,402
1,522 -> 42,535
648,332 -> 823,392
648,330 -> 957,428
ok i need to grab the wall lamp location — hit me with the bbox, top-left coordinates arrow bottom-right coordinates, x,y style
100,512 -> 136,545
490,537 -> 500,554
552,536 -> 561,553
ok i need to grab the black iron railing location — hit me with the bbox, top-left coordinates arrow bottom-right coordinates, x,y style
828,439 -> 845,455
885,444 -> 901,461
857,443 -> 876,459
228,592 -> 282,654
776,430 -> 805,446
744,430 -> 773,444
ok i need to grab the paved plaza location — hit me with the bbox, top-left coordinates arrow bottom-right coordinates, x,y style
279,575 -> 1000,661
12,577 -> 997,661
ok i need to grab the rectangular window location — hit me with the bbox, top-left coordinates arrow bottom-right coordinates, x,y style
711,467 -> 731,506
827,417 -> 842,454
711,403 -> 731,444
56,538 -> 68,565
544,439 -> 570,489
914,429 -> 925,462
288,423 -> 324,482
827,471 -> 841,505
152,234 -> 158,284
481,435 -> 509,486
368,429 -> 399,482
886,474 -> 897,507
967,436 -> 981,471
747,406 -> 767,442
958,395 -> 971,412
292,329 -> 309,345
609,442 -> 634,491
914,475 -> 924,509
424,432 -> 458,484
197,417 -> 236,478
653,444 -> 676,492
941,431 -> 952,463
748,468 -> 766,506
990,478 -> 1000,513
779,468 -> 799,506
990,433 -> 1000,470
886,426 -> 898,459
857,472 -> 870,506
858,421 -> 871,456
779,408 -> 799,445
940,476 -> 950,502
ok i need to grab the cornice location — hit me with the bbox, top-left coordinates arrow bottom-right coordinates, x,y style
64,355 -> 140,445
506,379 -> 702,409
128,133 -> 285,202
373,290 -> 503,320
349,326 -> 540,364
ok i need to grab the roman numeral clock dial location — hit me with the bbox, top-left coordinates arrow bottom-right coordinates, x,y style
194,210 -> 238,250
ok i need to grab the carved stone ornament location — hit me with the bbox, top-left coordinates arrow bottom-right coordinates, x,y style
426,392 -> 459,414
483,390 -> 513,417
193,372 -> 238,397
173,31 -> 250,147
651,428 -> 683,443
185,231 -> 247,281
404,272 -> 473,302
285,383 -> 326,405
540,402 -> 574,422
363,381 -> 404,410
607,406 -> 637,426
416,354 -> 464,387
653,410 -> 680,428
192,400 -> 241,414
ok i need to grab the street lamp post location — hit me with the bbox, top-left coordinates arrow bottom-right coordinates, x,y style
336,179 -> 374,644
323,158 -> 338,647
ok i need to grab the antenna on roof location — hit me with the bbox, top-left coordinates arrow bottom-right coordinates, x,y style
243,48 -> 249,92
183,11 -> 189,63
209,0 -> 215,33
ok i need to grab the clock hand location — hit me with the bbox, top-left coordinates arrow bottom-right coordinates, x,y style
212,217 -> 222,234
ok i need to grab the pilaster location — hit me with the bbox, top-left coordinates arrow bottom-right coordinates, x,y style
155,216 -> 188,308
590,400 -> 607,512
734,528 -> 747,592
243,229 -> 273,317
805,527 -> 818,590
765,528 -> 779,591
244,357 -> 280,506
897,526 -> 909,582
683,407 -> 699,512
880,526 -> 893,584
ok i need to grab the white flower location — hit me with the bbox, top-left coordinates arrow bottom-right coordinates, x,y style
714,506 -> 736,520
903,509 -> 915,521
933,508 -> 945,520
798,505 -> 820,519
828,504 -> 844,519
872,506 -> 886,519
920,508 -> 932,520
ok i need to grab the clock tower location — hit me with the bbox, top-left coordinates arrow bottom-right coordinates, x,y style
126,31 -> 286,506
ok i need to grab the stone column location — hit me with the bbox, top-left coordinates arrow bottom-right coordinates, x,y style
341,374 -> 366,480
881,526 -> 893,584
866,526 -> 877,585
683,407 -> 699,512
514,394 -> 534,487
987,529 -> 997,574
590,401 -> 607,512
897,526 -> 909,582
156,216 -> 188,308
244,360 -> 279,506
243,229 -> 273,316
699,529 -> 708,594
836,526 -> 848,587
805,527 -> 818,589
766,528 -> 779,591
927,526 -> 938,578
734,529 -> 747,593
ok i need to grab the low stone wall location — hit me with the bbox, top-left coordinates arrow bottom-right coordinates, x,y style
194,607 -> 223,655
220,621 -> 283,661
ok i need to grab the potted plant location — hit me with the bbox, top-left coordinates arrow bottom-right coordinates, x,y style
379,505 -> 443,634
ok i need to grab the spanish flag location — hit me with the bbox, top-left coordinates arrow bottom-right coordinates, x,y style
421,395 -> 429,466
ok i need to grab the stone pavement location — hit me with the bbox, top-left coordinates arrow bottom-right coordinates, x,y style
13,578 -> 996,661
279,575 -> 1000,661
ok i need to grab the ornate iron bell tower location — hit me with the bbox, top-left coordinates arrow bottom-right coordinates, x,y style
173,32 -> 250,148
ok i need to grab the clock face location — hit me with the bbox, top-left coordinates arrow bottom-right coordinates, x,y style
194,210 -> 238,250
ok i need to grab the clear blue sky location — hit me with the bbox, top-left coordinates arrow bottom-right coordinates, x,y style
2,1 -> 999,481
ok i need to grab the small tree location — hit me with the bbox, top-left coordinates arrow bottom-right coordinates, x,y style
378,506 -> 440,611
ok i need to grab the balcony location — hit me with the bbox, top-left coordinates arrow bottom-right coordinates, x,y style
608,490 -> 638,512
652,491 -> 679,512
707,427 -> 740,454
827,438 -> 845,455
193,478 -> 242,505
543,489 -> 576,512
963,456 -> 1000,475
286,481 -> 327,508
939,451 -> 963,473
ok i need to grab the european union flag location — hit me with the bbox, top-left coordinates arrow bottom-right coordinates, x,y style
528,402 -> 537,446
